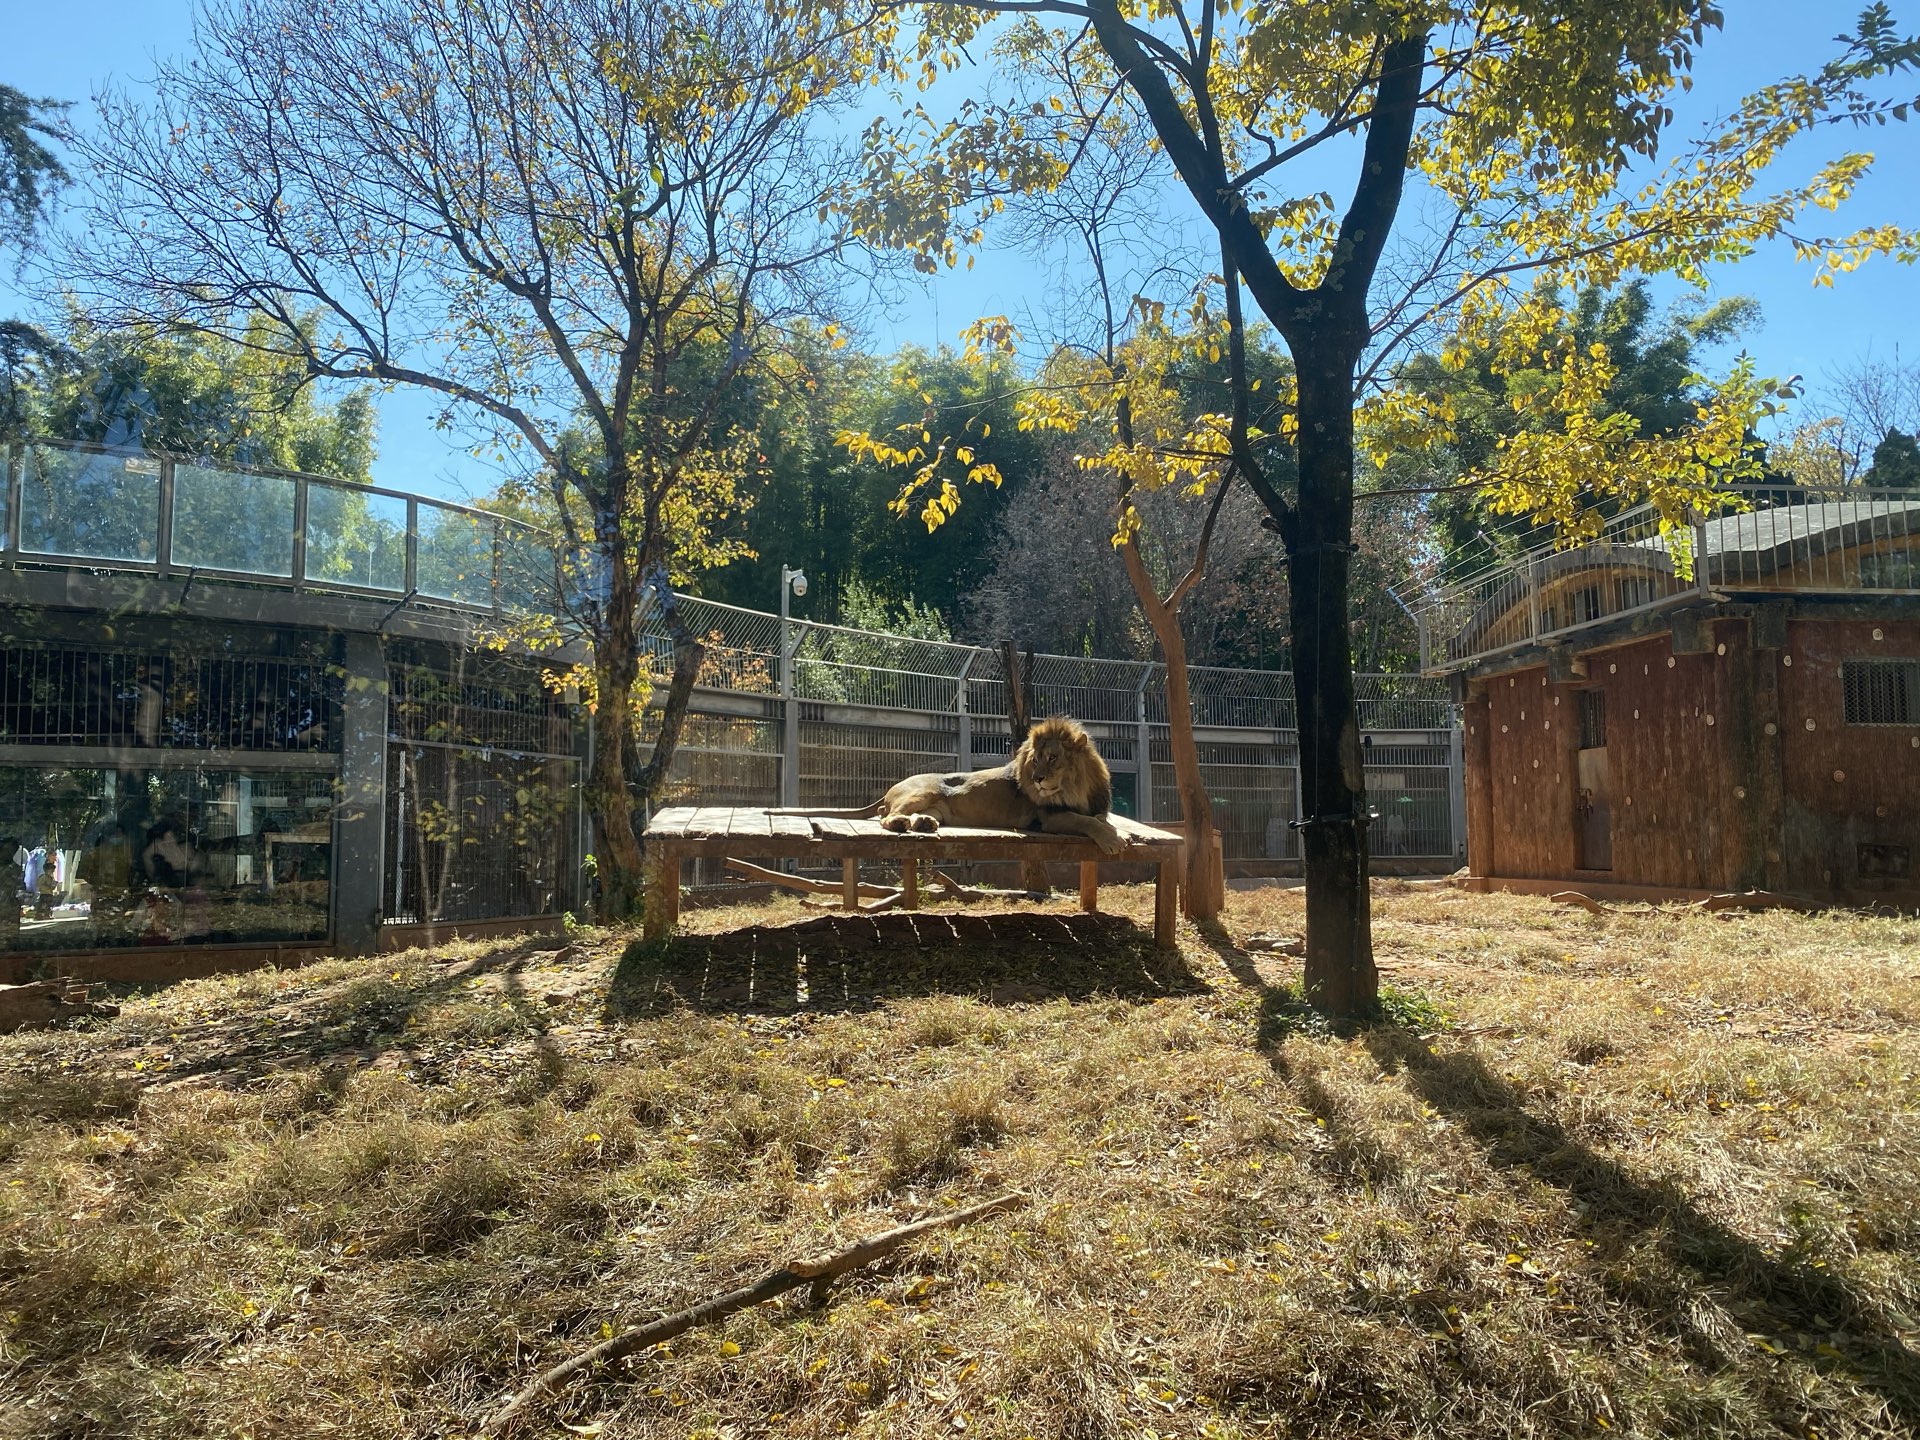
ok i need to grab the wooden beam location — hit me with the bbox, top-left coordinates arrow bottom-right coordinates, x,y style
1079,861 -> 1100,913
644,844 -> 681,942
841,858 -> 859,911
901,858 -> 919,910
1154,858 -> 1180,950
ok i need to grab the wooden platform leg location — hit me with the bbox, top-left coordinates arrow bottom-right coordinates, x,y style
644,844 -> 681,942
1154,857 -> 1179,951
901,858 -> 919,910
1079,861 -> 1099,913
842,858 -> 859,910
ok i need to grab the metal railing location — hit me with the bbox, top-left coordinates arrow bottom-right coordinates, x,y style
1,438 -> 560,614
1415,485 -> 1920,673
641,593 -> 1464,867
0,438 -> 1463,866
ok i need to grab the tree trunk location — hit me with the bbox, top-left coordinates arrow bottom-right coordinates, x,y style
590,548 -> 647,920
1289,354 -> 1376,1014
1123,553 -> 1223,920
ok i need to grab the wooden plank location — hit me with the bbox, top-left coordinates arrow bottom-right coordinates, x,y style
1079,861 -> 1099,913
1155,858 -> 1179,951
842,857 -> 860,910
814,816 -> 866,841
671,833 -> 1176,862
901,859 -> 919,910
769,812 -> 815,842
730,809 -> 773,840
684,807 -> 733,841
645,806 -> 700,838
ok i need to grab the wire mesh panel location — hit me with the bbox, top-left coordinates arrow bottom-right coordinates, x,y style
1027,654 -> 1150,723
798,717 -> 961,809
1150,733 -> 1300,861
384,744 -> 579,922
1356,674 -> 1455,731
1177,667 -> 1296,729
1364,742 -> 1457,858
642,712 -> 782,807
0,643 -> 338,751
386,642 -> 573,754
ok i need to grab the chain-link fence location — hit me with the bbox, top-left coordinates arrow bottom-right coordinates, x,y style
641,592 -> 1463,881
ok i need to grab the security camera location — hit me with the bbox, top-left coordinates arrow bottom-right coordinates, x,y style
789,570 -> 808,598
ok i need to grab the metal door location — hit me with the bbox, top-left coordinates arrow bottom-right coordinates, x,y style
1575,746 -> 1612,871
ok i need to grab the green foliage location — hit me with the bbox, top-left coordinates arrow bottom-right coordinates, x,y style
1407,282 -> 1763,575
1866,427 -> 1920,489
702,342 -> 1043,626
4,314 -> 375,481
0,84 -> 67,250
836,576 -> 952,642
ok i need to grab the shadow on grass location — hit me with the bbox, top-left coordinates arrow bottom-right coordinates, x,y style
1363,1027 -> 1920,1431
604,910 -> 1207,1019
20,937 -> 579,1101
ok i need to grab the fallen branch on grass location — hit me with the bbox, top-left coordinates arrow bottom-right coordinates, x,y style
480,1192 -> 1025,1436
932,870 -> 1042,902
1696,890 -> 1814,914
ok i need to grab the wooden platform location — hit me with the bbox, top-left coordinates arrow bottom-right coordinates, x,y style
642,807 -> 1187,950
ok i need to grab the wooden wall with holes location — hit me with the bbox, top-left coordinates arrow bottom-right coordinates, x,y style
1776,618 -> 1920,899
1466,612 -> 1920,902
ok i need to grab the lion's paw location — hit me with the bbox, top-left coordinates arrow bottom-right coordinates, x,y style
909,814 -> 940,833
880,814 -> 911,834
1094,827 -> 1126,855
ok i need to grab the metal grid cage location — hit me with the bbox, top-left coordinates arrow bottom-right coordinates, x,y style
0,642 -> 338,752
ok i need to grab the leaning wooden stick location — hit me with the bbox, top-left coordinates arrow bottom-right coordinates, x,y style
725,858 -> 893,900
481,1192 -> 1024,1436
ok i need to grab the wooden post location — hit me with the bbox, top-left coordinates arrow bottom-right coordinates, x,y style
643,844 -> 681,942
1154,856 -> 1180,950
1079,860 -> 1099,913
842,858 -> 859,910
901,859 -> 919,910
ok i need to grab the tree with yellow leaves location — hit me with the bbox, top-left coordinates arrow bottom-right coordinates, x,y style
69,0 -> 884,917
847,1 -> 1920,1013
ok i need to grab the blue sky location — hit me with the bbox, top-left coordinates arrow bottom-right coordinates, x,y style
6,2 -> 1918,502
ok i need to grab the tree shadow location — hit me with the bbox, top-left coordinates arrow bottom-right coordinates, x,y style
603,910 -> 1207,1019
1362,1026 -> 1920,1430
49,937 -> 575,1097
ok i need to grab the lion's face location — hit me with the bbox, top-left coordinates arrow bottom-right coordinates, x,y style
1013,717 -> 1110,813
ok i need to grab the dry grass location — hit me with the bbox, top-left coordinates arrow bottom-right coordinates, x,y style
2,884 -> 1918,1439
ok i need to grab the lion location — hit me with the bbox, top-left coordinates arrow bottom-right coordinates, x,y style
775,715 -> 1127,854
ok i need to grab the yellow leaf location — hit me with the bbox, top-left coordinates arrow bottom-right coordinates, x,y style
720,1340 -> 742,1356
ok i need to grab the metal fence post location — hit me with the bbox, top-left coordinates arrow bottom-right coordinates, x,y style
1134,667 -> 1153,822
955,648 -> 975,770
1449,719 -> 1467,862
1693,510 -> 1712,597
156,458 -> 176,575
780,618 -> 801,807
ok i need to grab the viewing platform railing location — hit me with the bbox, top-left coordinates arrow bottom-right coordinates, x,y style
1415,484 -> 1920,674
0,437 -> 559,614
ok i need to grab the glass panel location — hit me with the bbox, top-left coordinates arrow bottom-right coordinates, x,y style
20,446 -> 161,562
416,502 -> 495,605
303,481 -> 407,591
0,764 -> 334,952
171,463 -> 296,576
497,524 -> 558,614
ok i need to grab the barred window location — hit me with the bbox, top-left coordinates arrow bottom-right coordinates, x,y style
1577,690 -> 1607,749
1842,660 -> 1918,726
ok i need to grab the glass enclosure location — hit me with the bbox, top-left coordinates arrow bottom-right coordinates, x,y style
172,463 -> 298,577
20,447 -> 162,562
0,764 -> 334,951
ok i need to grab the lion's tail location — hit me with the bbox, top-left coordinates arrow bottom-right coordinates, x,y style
765,800 -> 886,819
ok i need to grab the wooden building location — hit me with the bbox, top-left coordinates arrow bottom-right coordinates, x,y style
1418,489 -> 1920,904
